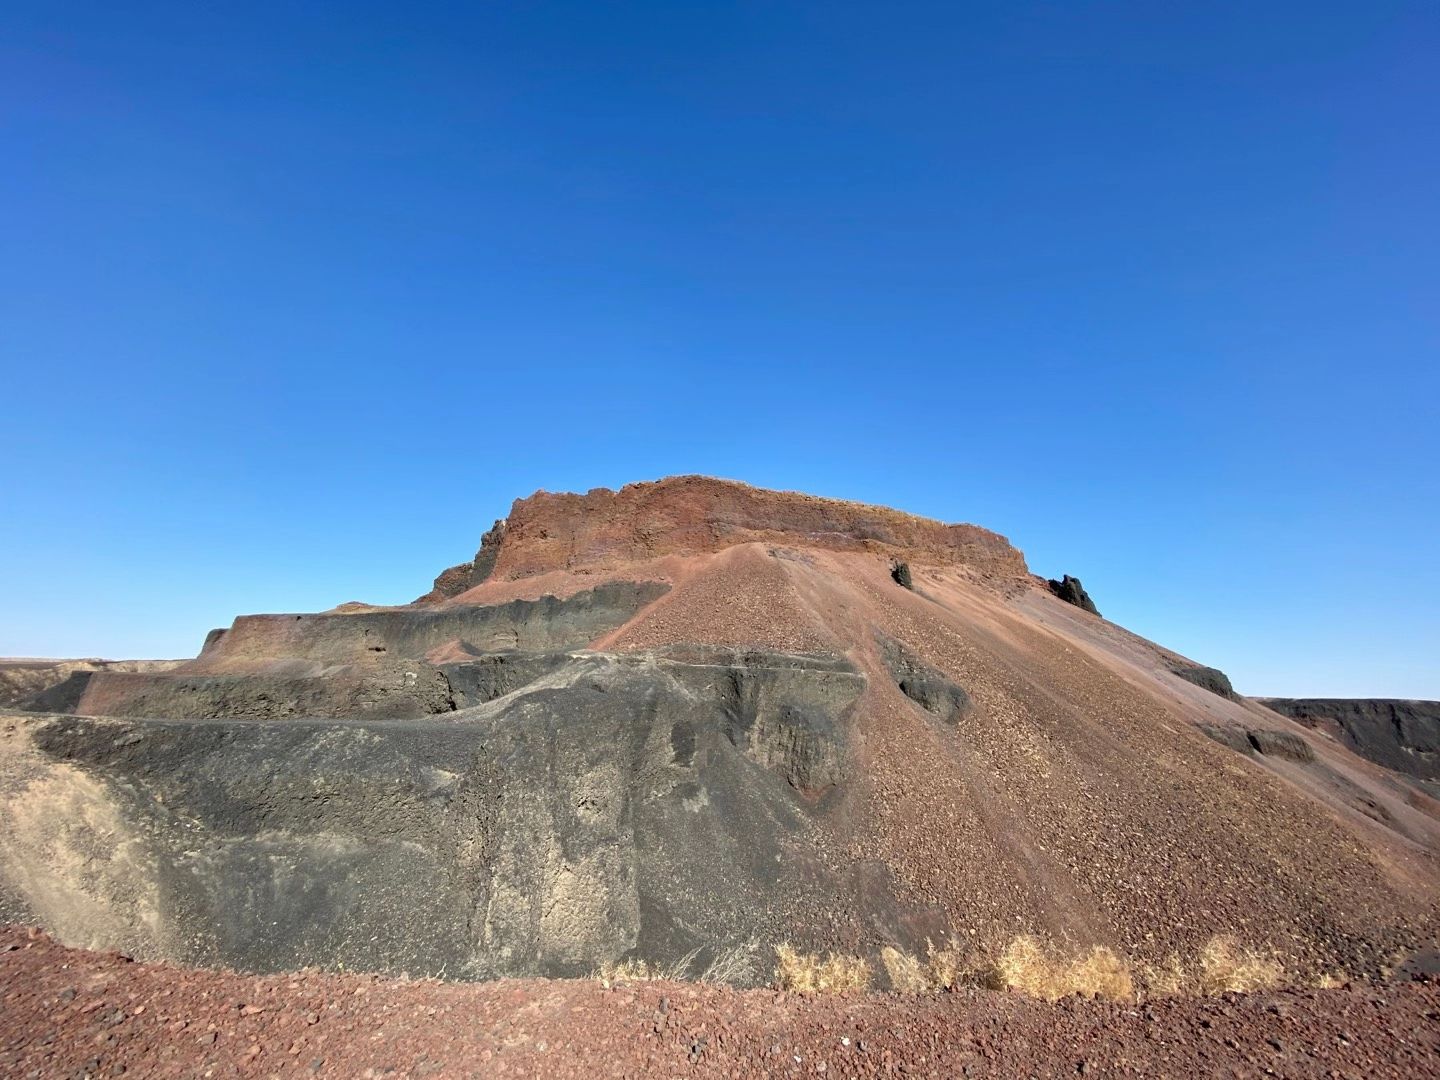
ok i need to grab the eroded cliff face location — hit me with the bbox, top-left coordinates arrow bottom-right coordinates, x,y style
1,647 -> 871,983
420,476 -> 1028,600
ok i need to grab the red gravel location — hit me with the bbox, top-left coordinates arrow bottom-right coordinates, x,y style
3,927 -> 1438,1079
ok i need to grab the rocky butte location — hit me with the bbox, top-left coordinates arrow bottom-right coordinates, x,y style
1,476 -> 1437,997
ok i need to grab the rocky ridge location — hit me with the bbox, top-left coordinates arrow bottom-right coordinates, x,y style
420,476 -> 1029,600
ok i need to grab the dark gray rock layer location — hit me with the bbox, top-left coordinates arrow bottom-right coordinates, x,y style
73,583 -> 670,721
1171,663 -> 1240,702
876,634 -> 971,726
0,648 -> 890,984
199,581 -> 669,666
1258,698 -> 1440,783
1196,724 -> 1313,764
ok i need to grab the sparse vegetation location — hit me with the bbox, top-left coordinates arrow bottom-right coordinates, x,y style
774,944 -> 871,993
595,944 -> 754,988
594,956 -> 669,988
1194,935 -> 1284,994
662,934 -> 1285,1001
880,940 -> 969,993
1136,936 -> 1285,997
924,940 -> 965,990
992,935 -> 1135,1002
880,946 -> 930,993
1137,953 -> 1189,997
594,948 -> 700,987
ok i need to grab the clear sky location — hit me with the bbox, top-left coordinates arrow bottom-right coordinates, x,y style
2,2 -> 1437,697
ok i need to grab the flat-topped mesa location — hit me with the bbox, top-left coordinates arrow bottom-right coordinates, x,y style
419,476 -> 1028,601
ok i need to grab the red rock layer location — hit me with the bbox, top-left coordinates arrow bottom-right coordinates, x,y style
470,476 -> 1028,586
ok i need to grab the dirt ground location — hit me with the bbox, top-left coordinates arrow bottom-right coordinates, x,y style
3,927 -> 1438,1079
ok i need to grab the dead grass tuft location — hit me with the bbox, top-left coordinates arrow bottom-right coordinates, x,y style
1134,936 -> 1285,997
696,944 -> 753,985
596,944 -> 756,988
774,944 -> 871,993
594,947 -> 700,987
594,957 -> 661,988
880,946 -> 930,994
880,941 -> 975,993
924,940 -> 966,991
1138,954 -> 1189,997
1069,944 -> 1136,1001
1195,936 -> 1284,994
993,935 -> 1135,1002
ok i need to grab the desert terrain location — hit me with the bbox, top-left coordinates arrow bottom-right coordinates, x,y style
2,476 -> 1436,1076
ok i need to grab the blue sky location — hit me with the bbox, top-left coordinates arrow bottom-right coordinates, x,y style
2,2 -> 1436,697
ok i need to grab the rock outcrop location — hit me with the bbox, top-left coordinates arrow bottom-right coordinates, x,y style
2,647 -> 868,982
1198,724 -> 1314,764
1046,574 -> 1099,616
417,519 -> 507,602
876,634 -> 972,726
420,477 -> 1028,596
1171,662 -> 1240,701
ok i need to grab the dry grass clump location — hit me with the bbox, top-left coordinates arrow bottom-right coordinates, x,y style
596,945 -> 753,988
610,934 -> 1283,999
1135,936 -> 1285,997
993,935 -> 1135,1002
880,946 -> 930,993
590,961 -> 668,990
1195,935 -> 1284,994
595,957 -> 664,988
1137,954 -> 1189,997
988,933 -> 1282,1000
923,941 -> 965,990
880,941 -> 968,993
696,945 -> 753,985
774,944 -> 871,993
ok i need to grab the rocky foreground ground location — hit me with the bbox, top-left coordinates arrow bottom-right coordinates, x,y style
2,927 -> 1438,1079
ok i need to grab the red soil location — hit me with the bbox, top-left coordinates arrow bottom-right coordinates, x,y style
4,927 -> 1438,1079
